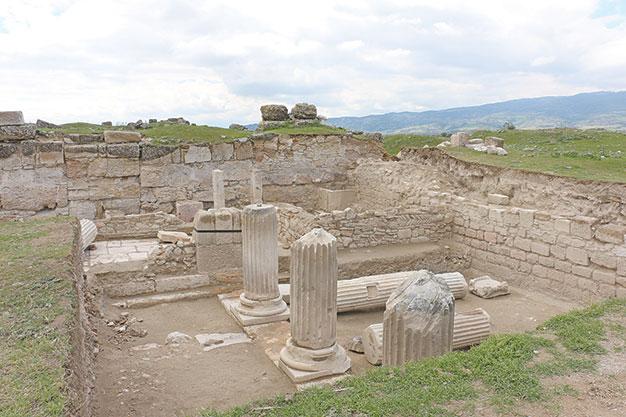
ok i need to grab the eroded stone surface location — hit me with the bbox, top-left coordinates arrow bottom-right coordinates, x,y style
469,276 -> 510,299
382,270 -> 454,366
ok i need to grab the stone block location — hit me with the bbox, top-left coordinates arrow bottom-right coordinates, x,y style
595,224 -> 626,244
106,158 -> 140,177
592,269 -> 616,285
487,193 -> 509,205
485,136 -> 504,148
572,264 -> 592,278
514,236 -> 532,252
318,188 -> 356,211
0,111 -> 24,125
291,103 -> 317,119
185,145 -> 211,163
531,241 -> 550,256
590,251 -> 617,269
554,218 -> 571,234
260,104 -> 289,121
566,246 -> 589,266
0,124 -> 36,140
210,143 -> 234,161
450,132 -> 470,147
571,216 -> 596,239
103,130 -> 141,143
469,276 -> 510,298
176,200 -> 203,222
518,209 -> 535,228
106,143 -> 140,158
157,230 -> 191,243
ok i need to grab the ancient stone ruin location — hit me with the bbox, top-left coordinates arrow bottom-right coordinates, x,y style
1,103 -> 624,416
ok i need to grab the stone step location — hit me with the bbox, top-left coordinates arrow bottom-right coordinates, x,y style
112,281 -> 240,308
102,274 -> 212,298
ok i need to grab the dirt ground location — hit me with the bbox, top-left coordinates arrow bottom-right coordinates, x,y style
92,286 -> 580,417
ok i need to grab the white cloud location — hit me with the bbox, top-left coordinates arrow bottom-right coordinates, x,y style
0,0 -> 625,125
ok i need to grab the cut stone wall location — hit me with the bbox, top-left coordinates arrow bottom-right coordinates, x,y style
277,203 -> 452,249
449,195 -> 626,301
0,135 -> 386,218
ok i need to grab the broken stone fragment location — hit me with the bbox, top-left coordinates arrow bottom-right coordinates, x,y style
469,276 -> 510,299
485,136 -> 504,148
157,230 -> 191,243
166,331 -> 192,345
194,333 -> 251,351
347,336 -> 364,354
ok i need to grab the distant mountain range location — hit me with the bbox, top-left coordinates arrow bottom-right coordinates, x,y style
326,91 -> 626,134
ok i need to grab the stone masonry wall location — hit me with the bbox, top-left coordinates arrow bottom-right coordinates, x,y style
277,203 -> 452,249
447,194 -> 626,301
0,135 -> 385,218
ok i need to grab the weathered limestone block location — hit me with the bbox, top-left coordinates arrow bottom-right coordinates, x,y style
229,204 -> 288,326
279,228 -> 351,382
382,270 -> 454,366
450,132 -> 470,147
291,103 -> 317,119
595,224 -> 626,244
318,188 -> 356,211
79,218 -> 97,251
364,308 -> 491,365
103,130 -> 141,144
469,276 -> 510,298
260,104 -> 289,121
487,193 -> 509,205
193,207 -> 242,274
157,230 -> 191,243
485,137 -> 504,148
0,124 -> 36,140
0,111 -> 24,125
176,200 -> 203,222
184,145 -> 211,163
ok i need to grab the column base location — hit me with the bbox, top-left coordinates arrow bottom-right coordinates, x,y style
278,338 -> 351,383
219,293 -> 289,327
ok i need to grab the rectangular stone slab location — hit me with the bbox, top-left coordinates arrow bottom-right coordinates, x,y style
0,111 -> 24,125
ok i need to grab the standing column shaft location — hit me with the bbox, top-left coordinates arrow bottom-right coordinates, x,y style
251,170 -> 263,204
213,169 -> 225,209
290,228 -> 338,349
242,204 -> 279,301
278,228 -> 351,382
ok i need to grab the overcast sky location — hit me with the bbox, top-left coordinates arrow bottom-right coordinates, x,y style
1,0 -> 625,126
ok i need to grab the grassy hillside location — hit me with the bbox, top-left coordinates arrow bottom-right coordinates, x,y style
384,128 -> 626,183
203,299 -> 625,417
327,91 -> 626,134
0,217 -> 77,417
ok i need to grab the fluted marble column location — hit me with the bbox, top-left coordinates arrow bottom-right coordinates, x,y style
383,270 -> 454,367
364,308 -> 491,366
278,228 -> 351,383
452,308 -> 491,350
230,203 -> 288,325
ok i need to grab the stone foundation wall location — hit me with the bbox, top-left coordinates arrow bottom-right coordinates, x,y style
447,195 -> 626,301
0,135 -> 385,218
277,203 -> 452,249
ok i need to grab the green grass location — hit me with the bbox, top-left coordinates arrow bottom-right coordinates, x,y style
202,298 -> 626,417
0,217 -> 77,417
383,128 -> 626,183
